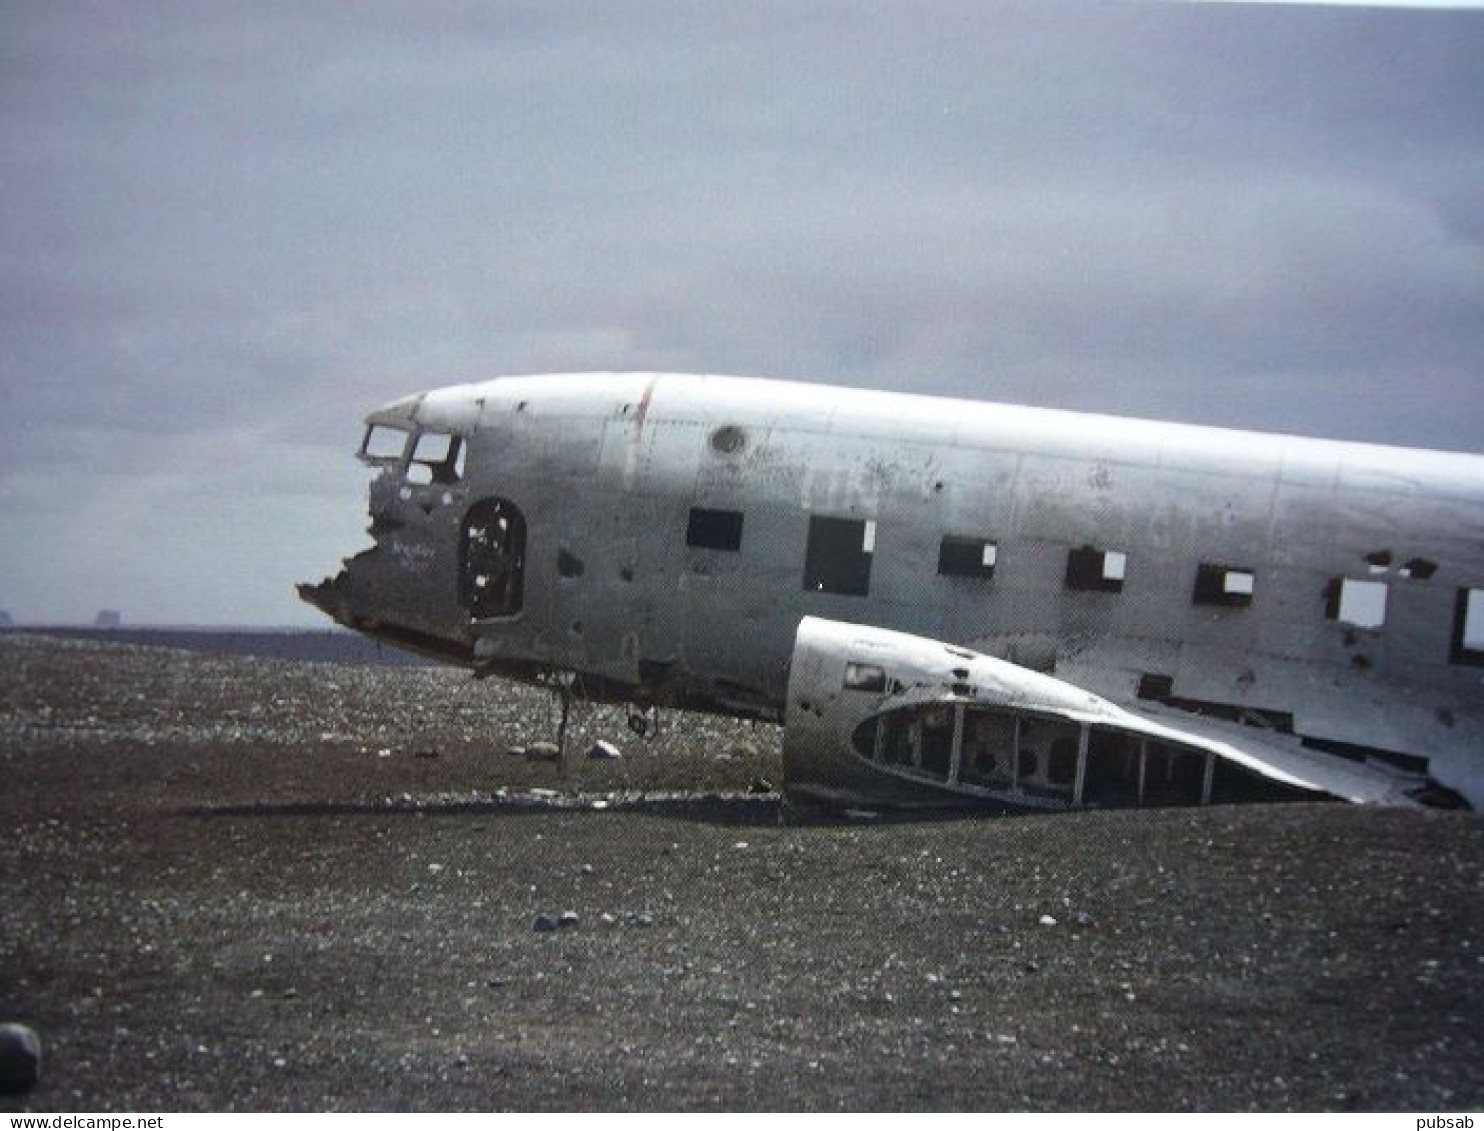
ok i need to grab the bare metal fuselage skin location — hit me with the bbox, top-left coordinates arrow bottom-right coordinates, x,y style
300,373 -> 1484,810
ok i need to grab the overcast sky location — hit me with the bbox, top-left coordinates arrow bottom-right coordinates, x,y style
1,1 -> 1481,625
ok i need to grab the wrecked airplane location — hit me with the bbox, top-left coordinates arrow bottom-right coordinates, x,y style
300,373 -> 1484,811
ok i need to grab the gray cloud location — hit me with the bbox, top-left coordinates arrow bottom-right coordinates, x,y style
0,0 -> 1481,622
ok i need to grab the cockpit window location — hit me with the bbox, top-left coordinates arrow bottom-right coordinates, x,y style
406,432 -> 466,486
362,424 -> 411,462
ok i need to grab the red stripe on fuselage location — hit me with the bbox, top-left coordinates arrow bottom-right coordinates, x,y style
633,374 -> 660,438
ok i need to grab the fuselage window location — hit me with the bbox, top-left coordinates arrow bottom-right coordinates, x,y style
843,662 -> 887,693
1401,557 -> 1438,581
407,432 -> 465,486
361,424 -> 410,463
1450,587 -> 1484,666
803,516 -> 874,597
460,498 -> 526,619
1065,545 -> 1126,593
1325,577 -> 1387,630
1193,563 -> 1255,607
686,507 -> 744,552
939,536 -> 997,579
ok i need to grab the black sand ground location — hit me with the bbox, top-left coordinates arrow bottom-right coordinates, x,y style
1,634 -> 1481,1111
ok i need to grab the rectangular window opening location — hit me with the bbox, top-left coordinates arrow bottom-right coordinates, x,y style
1400,557 -> 1437,581
361,424 -> 411,462
686,507 -> 744,552
843,662 -> 887,693
939,536 -> 997,579
1450,587 -> 1484,666
414,431 -> 456,463
803,515 -> 874,597
1066,545 -> 1126,593
1137,673 -> 1174,701
1325,576 -> 1388,630
1193,563 -> 1255,608
406,432 -> 465,485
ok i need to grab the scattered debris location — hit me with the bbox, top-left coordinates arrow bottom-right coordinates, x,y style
585,740 -> 622,760
0,1023 -> 42,1095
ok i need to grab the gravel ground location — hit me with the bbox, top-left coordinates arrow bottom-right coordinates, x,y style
1,634 -> 1481,1112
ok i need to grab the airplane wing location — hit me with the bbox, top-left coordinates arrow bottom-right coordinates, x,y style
783,617 -> 1426,809
1097,697 -> 1421,806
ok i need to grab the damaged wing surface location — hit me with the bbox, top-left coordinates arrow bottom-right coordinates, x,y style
783,617 -> 1423,810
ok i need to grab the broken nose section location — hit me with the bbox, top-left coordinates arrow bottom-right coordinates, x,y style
296,572 -> 351,624
297,552 -> 476,667
298,543 -> 383,630
298,544 -> 393,631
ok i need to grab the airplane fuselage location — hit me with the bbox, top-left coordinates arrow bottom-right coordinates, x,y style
301,373 -> 1484,808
